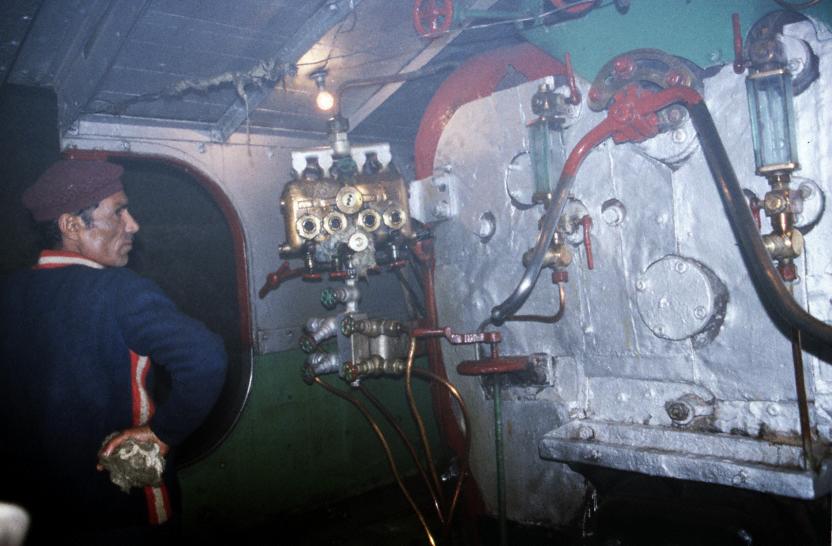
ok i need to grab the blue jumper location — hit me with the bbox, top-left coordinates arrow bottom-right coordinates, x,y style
0,252 -> 227,534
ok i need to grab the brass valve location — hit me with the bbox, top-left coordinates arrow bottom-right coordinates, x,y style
763,229 -> 804,261
523,243 -> 572,270
343,355 -> 407,382
340,316 -> 404,338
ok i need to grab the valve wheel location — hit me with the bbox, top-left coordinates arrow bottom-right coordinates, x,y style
413,0 -> 454,38
550,0 -> 597,16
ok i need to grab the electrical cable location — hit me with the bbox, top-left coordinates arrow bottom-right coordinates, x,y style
774,0 -> 821,9
396,268 -> 427,319
358,383 -> 445,524
335,61 -> 459,112
313,376 -> 438,546
423,0 -> 614,37
404,337 -> 447,515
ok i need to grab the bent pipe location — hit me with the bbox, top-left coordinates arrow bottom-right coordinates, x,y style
687,100 -> 832,346
490,118 -> 615,325
491,88 -> 832,346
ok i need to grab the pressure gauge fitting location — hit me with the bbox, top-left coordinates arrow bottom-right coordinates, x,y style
296,215 -> 321,239
323,211 -> 348,234
358,209 -> 381,232
383,207 -> 406,230
348,232 -> 370,252
336,185 -> 364,214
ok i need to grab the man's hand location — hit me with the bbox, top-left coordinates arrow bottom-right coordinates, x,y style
96,425 -> 170,471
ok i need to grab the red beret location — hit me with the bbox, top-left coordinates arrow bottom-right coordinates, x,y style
23,160 -> 124,222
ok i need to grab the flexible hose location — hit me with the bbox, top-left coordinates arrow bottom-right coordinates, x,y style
313,377 -> 437,546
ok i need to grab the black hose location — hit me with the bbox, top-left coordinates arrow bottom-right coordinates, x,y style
687,101 -> 832,346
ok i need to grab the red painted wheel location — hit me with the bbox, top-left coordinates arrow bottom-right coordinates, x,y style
550,0 -> 597,16
413,0 -> 454,38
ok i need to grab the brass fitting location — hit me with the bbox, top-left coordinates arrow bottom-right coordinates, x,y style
762,229 -> 804,261
523,243 -> 572,270
343,355 -> 407,382
340,317 -> 404,337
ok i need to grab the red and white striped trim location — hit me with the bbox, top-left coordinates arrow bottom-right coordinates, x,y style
130,351 -> 171,525
146,484 -> 171,525
35,250 -> 104,270
130,353 -> 154,426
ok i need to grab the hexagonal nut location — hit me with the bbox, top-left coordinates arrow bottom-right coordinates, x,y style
340,315 -> 356,336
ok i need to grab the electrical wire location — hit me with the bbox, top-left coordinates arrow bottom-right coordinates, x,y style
358,383 -> 444,524
396,268 -> 427,319
404,337 -> 447,515
774,0 -> 821,8
423,0 -> 614,37
313,376 -> 438,546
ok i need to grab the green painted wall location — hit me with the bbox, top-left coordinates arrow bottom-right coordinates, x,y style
522,0 -> 832,81
178,349 -> 442,537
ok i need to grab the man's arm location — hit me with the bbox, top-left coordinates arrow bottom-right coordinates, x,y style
114,271 -> 227,447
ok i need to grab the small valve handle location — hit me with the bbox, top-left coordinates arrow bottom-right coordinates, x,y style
732,13 -> 745,74
581,215 -> 594,270
413,0 -> 454,38
565,52 -> 582,106
259,261 -> 305,299
743,189 -> 762,231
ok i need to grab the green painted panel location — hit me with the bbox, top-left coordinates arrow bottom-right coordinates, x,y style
179,349 -> 444,535
522,0 -> 832,81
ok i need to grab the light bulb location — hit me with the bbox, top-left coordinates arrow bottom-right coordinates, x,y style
316,89 -> 335,112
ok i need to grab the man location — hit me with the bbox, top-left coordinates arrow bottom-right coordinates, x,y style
0,160 -> 227,543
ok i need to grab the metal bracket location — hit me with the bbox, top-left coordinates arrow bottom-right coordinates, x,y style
408,172 -> 460,224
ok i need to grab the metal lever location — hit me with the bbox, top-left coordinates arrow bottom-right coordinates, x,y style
565,52 -> 582,105
581,215 -> 594,270
732,13 -> 746,74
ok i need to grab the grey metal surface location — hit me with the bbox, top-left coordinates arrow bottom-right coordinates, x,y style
0,0 -> 40,86
210,0 -> 361,143
540,420 -> 832,499
5,1 -> 512,146
426,19 -> 832,525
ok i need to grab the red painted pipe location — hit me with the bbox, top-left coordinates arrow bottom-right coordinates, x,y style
414,43 -> 568,180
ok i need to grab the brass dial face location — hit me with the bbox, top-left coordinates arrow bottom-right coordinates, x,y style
335,186 -> 364,214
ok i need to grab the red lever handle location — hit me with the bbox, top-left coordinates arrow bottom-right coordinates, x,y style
732,13 -> 745,74
258,261 -> 305,299
565,52 -> 582,105
581,215 -> 594,270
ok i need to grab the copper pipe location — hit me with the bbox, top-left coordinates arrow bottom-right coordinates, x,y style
412,367 -> 471,537
405,337 -> 447,513
506,282 -> 566,324
313,377 -> 437,546
413,240 -> 487,540
790,328 -> 816,470
358,383 -> 445,524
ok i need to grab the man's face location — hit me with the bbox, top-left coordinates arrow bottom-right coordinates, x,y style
75,191 -> 140,267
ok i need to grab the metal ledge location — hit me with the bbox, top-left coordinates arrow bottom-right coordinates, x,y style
539,420 -> 832,499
